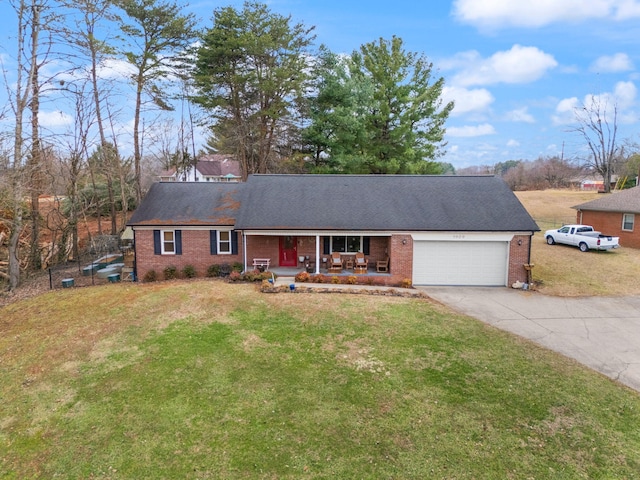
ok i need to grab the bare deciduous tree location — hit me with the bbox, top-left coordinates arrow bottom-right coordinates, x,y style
58,79 -> 94,261
5,0 -> 36,289
574,96 -> 621,193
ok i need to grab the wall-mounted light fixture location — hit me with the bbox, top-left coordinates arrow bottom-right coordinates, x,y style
402,239 -> 407,245
517,239 -> 523,246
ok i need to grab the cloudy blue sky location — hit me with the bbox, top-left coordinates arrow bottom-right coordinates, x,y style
1,0 -> 639,169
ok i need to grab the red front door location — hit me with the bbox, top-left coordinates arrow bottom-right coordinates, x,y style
279,236 -> 297,266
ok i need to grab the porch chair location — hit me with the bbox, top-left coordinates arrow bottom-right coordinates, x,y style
376,257 -> 390,273
328,252 -> 343,273
354,252 -> 368,273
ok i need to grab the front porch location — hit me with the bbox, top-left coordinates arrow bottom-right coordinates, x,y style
242,232 -> 393,275
267,265 -> 391,278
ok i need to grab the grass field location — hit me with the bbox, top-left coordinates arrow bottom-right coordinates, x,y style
516,190 -> 640,296
2,281 -> 640,478
3,188 -> 640,478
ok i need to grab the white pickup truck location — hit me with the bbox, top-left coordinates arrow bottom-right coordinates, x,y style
544,225 -> 620,252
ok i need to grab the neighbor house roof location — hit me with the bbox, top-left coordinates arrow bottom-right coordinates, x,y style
157,154 -> 241,181
128,182 -> 241,226
234,175 -> 539,232
572,186 -> 640,214
197,154 -> 241,177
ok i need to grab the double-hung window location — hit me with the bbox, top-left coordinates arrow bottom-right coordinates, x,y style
162,230 -> 175,254
210,230 -> 236,255
154,229 -> 181,255
623,213 -> 635,231
218,231 -> 231,254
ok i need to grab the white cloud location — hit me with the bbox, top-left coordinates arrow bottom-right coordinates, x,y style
590,53 -> 634,72
447,123 -> 496,137
0,53 -> 11,68
452,0 -> 640,28
442,85 -> 494,116
504,107 -> 535,123
39,110 -> 73,128
507,139 -> 520,147
446,45 -> 557,87
96,58 -> 137,80
615,0 -> 640,19
613,80 -> 638,107
552,96 -> 580,125
552,81 -> 638,125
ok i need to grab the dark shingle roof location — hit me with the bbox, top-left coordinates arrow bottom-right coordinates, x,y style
198,154 -> 241,177
234,175 -> 539,232
128,182 -> 241,226
573,186 -> 640,214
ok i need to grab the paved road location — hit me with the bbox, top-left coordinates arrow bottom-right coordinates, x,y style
419,287 -> 640,393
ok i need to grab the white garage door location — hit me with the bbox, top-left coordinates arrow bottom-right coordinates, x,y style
413,241 -> 509,286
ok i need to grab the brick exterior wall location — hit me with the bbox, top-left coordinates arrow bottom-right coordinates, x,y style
388,234 -> 413,285
134,229 -> 243,280
508,234 -> 533,285
135,230 -> 531,287
578,211 -> 640,249
246,236 -> 281,265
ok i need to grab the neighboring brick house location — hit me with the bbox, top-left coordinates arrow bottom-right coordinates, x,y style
573,186 -> 640,248
128,175 -> 539,286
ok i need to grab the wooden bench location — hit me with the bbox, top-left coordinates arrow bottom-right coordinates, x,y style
252,258 -> 271,270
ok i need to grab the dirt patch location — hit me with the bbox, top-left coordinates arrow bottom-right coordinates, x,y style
339,339 -> 390,375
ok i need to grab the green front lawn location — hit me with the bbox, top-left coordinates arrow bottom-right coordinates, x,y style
1,281 -> 639,478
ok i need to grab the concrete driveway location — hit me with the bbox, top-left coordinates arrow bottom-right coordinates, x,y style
419,287 -> 640,393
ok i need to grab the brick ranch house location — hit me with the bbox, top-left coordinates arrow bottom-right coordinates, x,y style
128,174 -> 539,286
573,186 -> 640,249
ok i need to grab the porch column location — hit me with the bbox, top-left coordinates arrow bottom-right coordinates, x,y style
243,232 -> 247,273
315,235 -> 320,274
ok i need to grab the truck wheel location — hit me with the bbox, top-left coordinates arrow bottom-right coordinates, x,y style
546,236 -> 555,245
579,242 -> 589,252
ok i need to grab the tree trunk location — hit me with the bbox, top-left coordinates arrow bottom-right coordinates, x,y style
29,3 -> 42,270
133,74 -> 144,203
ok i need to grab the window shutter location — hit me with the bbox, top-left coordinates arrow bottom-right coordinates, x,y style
153,230 -> 161,255
363,237 -> 370,255
323,237 -> 330,254
210,230 -> 217,254
175,230 -> 182,255
231,231 -> 238,255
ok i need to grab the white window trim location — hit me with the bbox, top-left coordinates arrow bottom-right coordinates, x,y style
161,229 -> 176,255
622,213 -> 635,232
330,235 -> 364,253
218,230 -> 232,255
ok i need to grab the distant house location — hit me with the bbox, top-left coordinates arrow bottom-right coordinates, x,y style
158,154 -> 241,182
128,175 -> 539,287
569,173 -> 620,192
573,186 -> 640,248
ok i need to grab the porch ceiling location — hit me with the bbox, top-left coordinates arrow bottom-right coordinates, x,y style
242,230 -> 392,236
